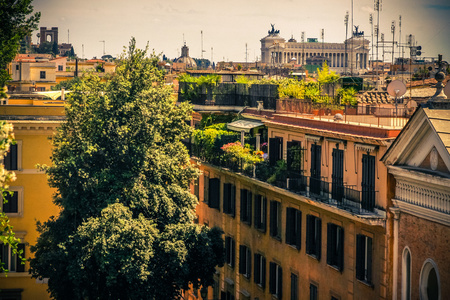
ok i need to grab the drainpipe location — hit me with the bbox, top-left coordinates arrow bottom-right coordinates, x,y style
75,58 -> 78,78
390,207 -> 400,300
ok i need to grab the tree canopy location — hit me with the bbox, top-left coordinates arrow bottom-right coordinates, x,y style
0,0 -> 40,97
30,38 -> 224,299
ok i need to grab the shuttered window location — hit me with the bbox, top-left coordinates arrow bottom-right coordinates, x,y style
286,207 -> 302,249
2,191 -> 18,213
306,215 -> 321,260
326,223 -> 344,271
270,201 -> 281,240
331,148 -> 344,202
356,234 -> 373,284
253,253 -> 266,288
239,245 -> 251,278
309,283 -> 318,300
254,195 -> 267,232
4,144 -> 18,170
225,236 -> 236,268
269,262 -> 283,298
223,183 -> 236,217
208,178 -> 220,210
240,189 -> 252,225
269,137 -> 283,166
361,154 -> 376,211
290,273 -> 298,300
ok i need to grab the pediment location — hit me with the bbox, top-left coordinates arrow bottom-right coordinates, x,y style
383,108 -> 450,174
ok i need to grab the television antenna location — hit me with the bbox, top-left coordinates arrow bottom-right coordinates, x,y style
99,40 -> 105,55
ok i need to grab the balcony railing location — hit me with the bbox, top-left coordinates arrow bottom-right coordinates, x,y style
188,138 -> 379,214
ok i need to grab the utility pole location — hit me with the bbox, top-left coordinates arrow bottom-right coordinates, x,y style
344,11 -> 349,75
201,30 -> 206,60
369,14 -> 374,75
381,33 -> 385,70
99,40 -> 105,56
351,0 -> 354,75
391,21 -> 395,75
211,47 -> 213,69
68,29 -> 69,43
399,15 -> 403,79
374,0 -> 382,83
82,44 -> 84,59
245,43 -> 248,64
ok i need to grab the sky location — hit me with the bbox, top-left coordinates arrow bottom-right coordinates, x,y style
32,0 -> 450,64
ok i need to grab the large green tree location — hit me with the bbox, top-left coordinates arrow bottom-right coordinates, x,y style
0,0 -> 40,97
30,39 -> 224,299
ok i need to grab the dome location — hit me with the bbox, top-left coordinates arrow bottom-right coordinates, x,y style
175,44 -> 197,68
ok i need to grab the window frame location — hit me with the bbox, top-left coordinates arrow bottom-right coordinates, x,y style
253,253 -> 266,288
306,215 -> 322,260
286,207 -> 302,249
356,234 -> 373,285
0,242 -> 26,273
327,223 -> 344,271
207,177 -> 220,210
225,236 -> 235,269
40,70 -> 46,79
269,261 -> 283,299
270,200 -> 282,240
240,188 -> 252,225
239,245 -> 251,279
254,194 -> 267,232
223,183 -> 236,217
2,187 -> 24,217
3,141 -> 22,171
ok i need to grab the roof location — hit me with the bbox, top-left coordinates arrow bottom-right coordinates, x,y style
358,91 -> 393,104
424,108 -> 450,155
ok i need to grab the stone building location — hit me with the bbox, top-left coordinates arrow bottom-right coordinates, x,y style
382,65 -> 450,300
260,25 -> 370,74
192,104 -> 409,300
174,43 -> 197,69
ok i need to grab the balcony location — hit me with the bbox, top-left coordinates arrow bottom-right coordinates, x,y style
187,137 -> 379,215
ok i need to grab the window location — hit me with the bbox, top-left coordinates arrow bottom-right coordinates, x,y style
290,273 -> 298,300
253,253 -> 266,288
270,201 -> 281,240
287,141 -> 302,173
208,178 -> 220,210
356,234 -> 373,284
402,248 -> 411,300
310,144 -> 322,195
58,65 -> 63,71
306,215 -> 321,260
0,243 -> 25,272
419,259 -> 440,300
327,223 -> 344,271
203,173 -> 209,203
2,191 -> 18,214
239,245 -> 251,278
269,137 -> 283,166
269,262 -> 282,298
286,207 -> 302,249
225,236 -> 235,268
309,283 -> 318,300
193,177 -> 199,200
223,183 -> 236,217
15,64 -> 20,71
4,144 -> 18,170
40,71 -> 46,79
240,189 -> 252,225
361,154 -> 376,211
331,147 -> 344,202
254,195 -> 267,232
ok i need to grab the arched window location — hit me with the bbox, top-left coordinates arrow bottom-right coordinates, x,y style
402,247 -> 411,300
420,259 -> 440,300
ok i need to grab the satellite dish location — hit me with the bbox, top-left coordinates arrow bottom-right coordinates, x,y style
387,80 -> 407,98
444,81 -> 450,98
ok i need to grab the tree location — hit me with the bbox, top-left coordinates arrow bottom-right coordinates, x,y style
30,38 -> 224,299
0,121 -> 22,273
0,0 -> 40,97
36,41 -> 53,54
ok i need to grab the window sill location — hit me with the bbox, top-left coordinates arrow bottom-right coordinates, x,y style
255,227 -> 266,234
327,264 -> 343,273
287,244 -> 301,251
306,253 -> 320,261
356,279 -> 374,288
0,272 -> 29,278
5,212 -> 23,218
270,235 -> 282,243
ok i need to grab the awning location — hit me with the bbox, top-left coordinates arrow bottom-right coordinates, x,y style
227,119 -> 264,133
34,90 -> 71,100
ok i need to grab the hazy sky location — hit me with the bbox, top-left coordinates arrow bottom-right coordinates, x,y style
32,0 -> 450,63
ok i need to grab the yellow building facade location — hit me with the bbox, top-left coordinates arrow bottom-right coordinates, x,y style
0,105 -> 64,300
